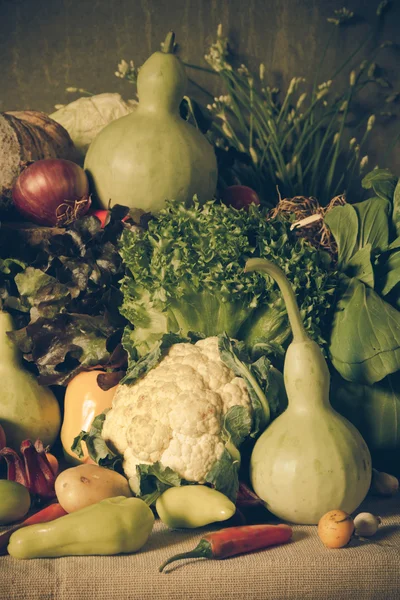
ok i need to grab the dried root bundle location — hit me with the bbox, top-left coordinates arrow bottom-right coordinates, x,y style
269,194 -> 347,258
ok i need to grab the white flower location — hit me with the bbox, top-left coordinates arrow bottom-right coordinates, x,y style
316,80 -> 332,100
249,147 -> 258,165
238,64 -> 250,78
296,93 -> 307,109
367,115 -> 376,131
222,122 -> 233,139
287,77 -> 304,95
327,7 -> 354,26
116,59 -> 130,77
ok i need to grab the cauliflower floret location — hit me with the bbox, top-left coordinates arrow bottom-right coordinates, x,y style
102,337 -> 253,492
161,433 -> 226,482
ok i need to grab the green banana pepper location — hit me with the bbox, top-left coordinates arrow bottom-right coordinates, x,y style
156,485 -> 236,529
7,496 -> 154,559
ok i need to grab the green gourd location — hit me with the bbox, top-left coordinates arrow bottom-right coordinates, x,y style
0,310 -> 61,448
245,258 -> 372,525
84,32 -> 218,213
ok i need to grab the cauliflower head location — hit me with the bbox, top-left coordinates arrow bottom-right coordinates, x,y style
102,336 -> 252,493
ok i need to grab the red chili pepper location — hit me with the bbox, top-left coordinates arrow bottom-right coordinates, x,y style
0,502 -> 67,555
159,523 -> 292,572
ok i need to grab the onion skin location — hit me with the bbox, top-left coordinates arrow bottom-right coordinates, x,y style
12,158 -> 91,227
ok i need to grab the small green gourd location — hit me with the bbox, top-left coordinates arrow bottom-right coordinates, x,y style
0,310 -> 61,448
245,258 -> 372,525
84,32 -> 218,213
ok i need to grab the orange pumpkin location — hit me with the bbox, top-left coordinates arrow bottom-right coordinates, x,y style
61,371 -> 117,464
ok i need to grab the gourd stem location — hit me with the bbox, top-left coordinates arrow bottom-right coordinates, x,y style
162,31 -> 176,54
244,258 -> 308,343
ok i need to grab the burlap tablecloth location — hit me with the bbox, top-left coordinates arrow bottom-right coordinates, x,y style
1,494 -> 399,600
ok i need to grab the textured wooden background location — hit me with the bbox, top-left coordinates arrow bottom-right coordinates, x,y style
1,0 -> 400,172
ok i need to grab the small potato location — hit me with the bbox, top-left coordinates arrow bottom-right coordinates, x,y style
55,464 -> 132,513
318,509 -> 355,549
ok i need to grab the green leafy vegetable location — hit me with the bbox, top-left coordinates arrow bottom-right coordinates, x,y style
0,207 -> 129,385
72,411 -> 122,472
324,170 -> 400,385
204,448 -> 240,502
135,463 -> 185,505
353,196 -> 391,253
331,372 -> 400,454
222,405 -> 252,450
324,204 -> 359,268
361,168 -> 398,204
324,169 -> 400,464
376,248 -> 400,298
345,245 -> 374,288
324,194 -> 391,269
217,333 -> 286,435
329,276 -> 400,385
119,198 -> 337,360
0,257 -> 26,312
392,180 -> 400,237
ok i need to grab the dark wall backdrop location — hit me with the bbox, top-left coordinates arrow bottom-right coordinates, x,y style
1,0 -> 400,173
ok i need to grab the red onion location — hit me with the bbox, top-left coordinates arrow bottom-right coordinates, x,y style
12,158 -> 91,227
221,185 -> 260,211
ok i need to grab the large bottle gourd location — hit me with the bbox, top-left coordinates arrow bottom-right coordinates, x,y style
245,259 -> 372,525
84,32 -> 217,213
0,310 -> 61,448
